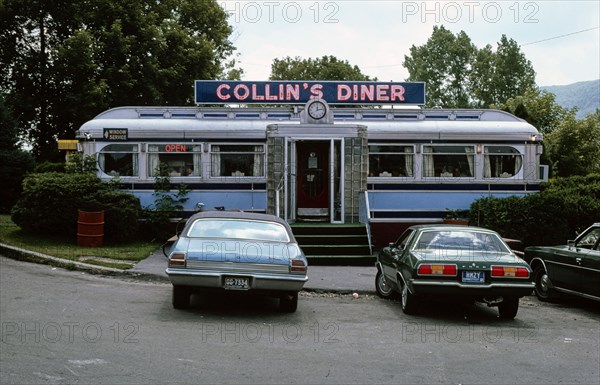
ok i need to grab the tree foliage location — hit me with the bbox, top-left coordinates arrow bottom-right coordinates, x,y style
404,26 -> 475,108
270,55 -> 373,81
0,0 -> 237,161
497,87 -> 571,135
403,26 -> 535,108
0,93 -> 34,213
545,110 -> 600,177
11,172 -> 141,243
470,174 -> 600,247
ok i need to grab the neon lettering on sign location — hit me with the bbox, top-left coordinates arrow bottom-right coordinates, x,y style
164,144 -> 188,152
195,81 -> 425,105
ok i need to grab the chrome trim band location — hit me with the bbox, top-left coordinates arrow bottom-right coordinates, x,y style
410,280 -> 534,290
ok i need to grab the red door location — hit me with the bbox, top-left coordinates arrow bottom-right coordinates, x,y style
296,141 -> 329,216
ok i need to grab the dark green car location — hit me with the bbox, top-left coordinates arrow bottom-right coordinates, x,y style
524,223 -> 600,303
375,225 -> 534,319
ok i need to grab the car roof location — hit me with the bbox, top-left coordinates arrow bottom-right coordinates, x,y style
184,211 -> 296,241
408,224 -> 498,233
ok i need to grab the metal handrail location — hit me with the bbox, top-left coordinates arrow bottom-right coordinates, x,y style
359,191 -> 373,255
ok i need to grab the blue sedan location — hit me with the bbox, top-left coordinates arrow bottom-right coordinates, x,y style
166,211 -> 308,312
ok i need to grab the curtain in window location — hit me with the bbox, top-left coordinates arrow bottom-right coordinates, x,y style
404,148 -> 414,177
465,146 -> 474,177
514,156 -> 523,176
211,145 -> 221,176
132,154 -> 139,176
253,145 -> 263,176
193,146 -> 202,176
484,152 -> 492,178
98,154 -> 106,172
423,147 -> 434,177
148,150 -> 160,177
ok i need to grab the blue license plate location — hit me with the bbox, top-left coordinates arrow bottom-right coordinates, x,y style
462,271 -> 485,283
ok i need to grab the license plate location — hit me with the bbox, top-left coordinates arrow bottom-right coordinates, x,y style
462,271 -> 485,283
224,277 -> 250,290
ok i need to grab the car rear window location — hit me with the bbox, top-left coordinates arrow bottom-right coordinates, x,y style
187,219 -> 290,242
414,230 -> 510,253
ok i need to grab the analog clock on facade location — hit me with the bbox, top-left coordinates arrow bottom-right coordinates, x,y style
307,100 -> 327,120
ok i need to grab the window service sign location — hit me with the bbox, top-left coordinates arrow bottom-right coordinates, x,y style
195,81 -> 425,105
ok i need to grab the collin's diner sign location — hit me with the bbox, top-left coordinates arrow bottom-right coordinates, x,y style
195,80 -> 426,105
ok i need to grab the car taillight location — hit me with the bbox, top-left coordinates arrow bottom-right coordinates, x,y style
290,258 -> 307,274
169,253 -> 186,267
417,264 -> 457,276
491,265 -> 529,278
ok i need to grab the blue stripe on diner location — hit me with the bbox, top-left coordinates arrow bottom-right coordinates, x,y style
367,190 -> 535,212
367,183 -> 541,192
122,183 -> 267,190
134,190 -> 267,211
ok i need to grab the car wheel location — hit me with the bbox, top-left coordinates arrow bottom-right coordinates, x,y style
280,292 -> 298,313
400,281 -> 418,315
498,297 -> 519,319
533,265 -> 555,301
172,285 -> 191,309
375,270 -> 396,299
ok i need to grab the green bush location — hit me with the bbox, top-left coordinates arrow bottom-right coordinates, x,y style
11,173 -> 141,243
34,162 -> 66,173
470,174 -> 600,247
0,149 -> 34,213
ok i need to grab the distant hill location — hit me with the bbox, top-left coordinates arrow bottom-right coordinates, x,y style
541,79 -> 599,119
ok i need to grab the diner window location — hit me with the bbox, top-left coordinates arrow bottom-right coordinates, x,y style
98,144 -> 139,177
148,144 -> 202,177
423,145 -> 474,178
210,144 -> 265,177
484,146 -> 523,178
368,145 -> 414,177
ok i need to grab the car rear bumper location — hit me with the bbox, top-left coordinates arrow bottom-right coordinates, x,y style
166,268 -> 308,292
409,279 -> 534,297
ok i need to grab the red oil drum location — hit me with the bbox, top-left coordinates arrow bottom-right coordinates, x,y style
77,210 -> 104,247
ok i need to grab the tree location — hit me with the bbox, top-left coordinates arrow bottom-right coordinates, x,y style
403,26 -> 475,108
270,55 -> 373,81
497,88 -> 571,135
545,110 -> 600,177
485,35 -> 536,107
0,93 -> 34,213
403,26 -> 536,108
0,0 -> 238,162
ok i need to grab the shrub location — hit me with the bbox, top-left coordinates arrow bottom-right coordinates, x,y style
11,173 -> 141,243
470,174 -> 600,247
34,162 -> 65,173
0,149 -> 34,213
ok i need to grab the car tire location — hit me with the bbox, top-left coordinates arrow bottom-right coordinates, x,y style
280,292 -> 298,313
375,270 -> 396,299
172,285 -> 191,309
498,297 -> 519,319
533,265 -> 556,301
400,280 -> 418,315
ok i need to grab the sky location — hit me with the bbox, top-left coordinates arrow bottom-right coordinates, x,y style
219,0 -> 600,86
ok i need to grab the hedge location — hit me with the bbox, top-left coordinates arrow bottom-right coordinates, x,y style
11,173 -> 141,243
469,174 -> 600,247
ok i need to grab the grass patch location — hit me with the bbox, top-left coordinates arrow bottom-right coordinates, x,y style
0,215 -> 158,268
